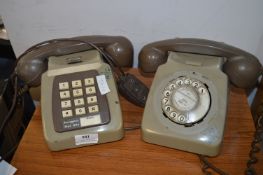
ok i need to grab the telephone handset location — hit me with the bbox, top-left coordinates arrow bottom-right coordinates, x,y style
139,38 -> 262,156
16,35 -> 133,87
15,35 -> 139,151
139,38 -> 262,89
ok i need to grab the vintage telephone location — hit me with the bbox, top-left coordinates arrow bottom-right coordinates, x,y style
139,38 -> 262,156
15,35 -> 148,151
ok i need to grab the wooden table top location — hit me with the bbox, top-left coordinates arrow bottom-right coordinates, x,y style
11,69 -> 263,175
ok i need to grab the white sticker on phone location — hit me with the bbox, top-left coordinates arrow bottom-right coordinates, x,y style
96,75 -> 110,95
74,133 -> 99,145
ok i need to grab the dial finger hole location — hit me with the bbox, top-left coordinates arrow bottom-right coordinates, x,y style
169,112 -> 178,119
162,98 -> 169,105
163,90 -> 171,97
164,106 -> 172,113
176,79 -> 184,86
168,83 -> 176,90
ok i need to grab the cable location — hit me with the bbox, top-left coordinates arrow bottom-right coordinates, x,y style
0,136 -> 21,162
15,38 -> 124,75
16,38 -> 126,86
85,41 -> 125,80
198,154 -> 228,175
0,74 -> 28,162
0,127 -> 25,162
0,98 -> 26,162
198,109 -> 263,175
0,75 -> 18,137
0,76 -> 18,163
124,125 -> 141,131
245,115 -> 263,175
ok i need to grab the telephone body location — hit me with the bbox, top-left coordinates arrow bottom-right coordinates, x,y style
139,38 -> 262,156
15,36 -> 133,151
41,50 -> 123,151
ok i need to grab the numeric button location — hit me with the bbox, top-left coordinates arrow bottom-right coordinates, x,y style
62,110 -> 73,118
60,91 -> 70,99
74,98 -> 84,106
61,100 -> 71,108
59,82 -> 69,90
72,80 -> 82,88
87,96 -> 97,104
84,78 -> 95,86
88,105 -> 99,113
75,107 -> 86,115
86,86 -> 96,95
73,88 -> 83,97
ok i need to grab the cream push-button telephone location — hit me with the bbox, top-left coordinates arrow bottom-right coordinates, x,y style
139,38 -> 262,156
41,50 -> 123,151
15,36 -> 137,151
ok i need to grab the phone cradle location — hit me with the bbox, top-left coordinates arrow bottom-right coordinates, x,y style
41,50 -> 124,151
142,52 -> 228,156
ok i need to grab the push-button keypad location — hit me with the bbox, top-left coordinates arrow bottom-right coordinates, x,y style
52,70 -> 111,132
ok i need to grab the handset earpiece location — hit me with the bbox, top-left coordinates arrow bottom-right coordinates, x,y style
139,38 -> 262,89
224,55 -> 262,88
16,35 -> 133,87
104,39 -> 133,67
138,47 -> 166,73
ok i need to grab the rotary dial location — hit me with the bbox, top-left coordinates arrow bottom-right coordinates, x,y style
161,76 -> 211,126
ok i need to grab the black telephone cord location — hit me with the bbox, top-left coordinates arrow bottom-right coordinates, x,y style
0,75 -> 18,162
0,97 -> 25,162
198,155 -> 228,175
0,75 -> 18,138
198,114 -> 263,175
245,115 -> 263,175
124,125 -> 141,131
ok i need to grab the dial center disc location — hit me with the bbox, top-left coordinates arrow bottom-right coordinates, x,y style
172,86 -> 198,112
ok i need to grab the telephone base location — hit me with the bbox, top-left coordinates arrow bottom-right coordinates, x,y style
44,127 -> 124,151
141,52 -> 228,157
142,128 -> 221,157
41,50 -> 124,151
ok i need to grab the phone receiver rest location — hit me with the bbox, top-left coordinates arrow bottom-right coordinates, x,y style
15,35 -> 133,87
139,38 -> 262,88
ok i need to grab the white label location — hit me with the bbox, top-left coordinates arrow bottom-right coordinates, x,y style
80,115 -> 101,127
0,158 -> 17,175
74,133 -> 99,145
96,75 -> 110,95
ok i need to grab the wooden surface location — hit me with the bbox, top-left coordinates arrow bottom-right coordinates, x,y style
11,69 -> 263,175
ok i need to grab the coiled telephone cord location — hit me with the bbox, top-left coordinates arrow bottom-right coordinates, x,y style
245,115 -> 263,175
198,114 -> 263,175
198,155 -> 228,175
